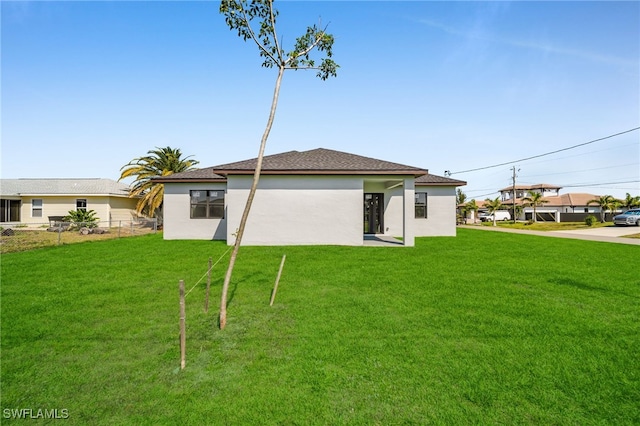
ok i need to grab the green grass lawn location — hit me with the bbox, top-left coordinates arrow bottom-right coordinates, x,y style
1,230 -> 638,424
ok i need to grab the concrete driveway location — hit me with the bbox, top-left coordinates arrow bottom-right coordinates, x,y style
553,226 -> 640,238
460,225 -> 640,245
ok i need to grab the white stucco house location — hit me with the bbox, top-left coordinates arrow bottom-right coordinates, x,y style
0,178 -> 139,226
156,148 -> 466,247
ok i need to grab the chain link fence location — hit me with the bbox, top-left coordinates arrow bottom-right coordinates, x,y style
0,218 -> 158,254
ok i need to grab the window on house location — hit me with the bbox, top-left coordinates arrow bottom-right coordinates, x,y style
32,199 -> 43,218
190,190 -> 225,219
415,192 -> 427,218
76,199 -> 87,211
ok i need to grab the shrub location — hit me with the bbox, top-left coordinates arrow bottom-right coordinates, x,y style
585,215 -> 597,227
63,209 -> 99,229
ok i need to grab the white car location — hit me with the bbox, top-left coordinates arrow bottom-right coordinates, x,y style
613,209 -> 640,226
480,211 -> 511,222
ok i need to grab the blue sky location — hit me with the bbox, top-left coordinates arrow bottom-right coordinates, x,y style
2,1 -> 639,200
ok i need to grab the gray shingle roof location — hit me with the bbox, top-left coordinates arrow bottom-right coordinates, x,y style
158,148 -> 432,182
213,148 -> 428,174
0,179 -> 132,197
152,168 -> 226,182
415,174 -> 467,186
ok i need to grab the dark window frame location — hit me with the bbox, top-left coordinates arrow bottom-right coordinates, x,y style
415,192 -> 428,219
76,199 -> 87,211
1,199 -> 21,222
190,190 -> 225,219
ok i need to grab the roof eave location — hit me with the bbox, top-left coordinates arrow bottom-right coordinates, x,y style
15,192 -> 132,197
416,181 -> 467,187
153,177 -> 228,183
215,169 -> 429,176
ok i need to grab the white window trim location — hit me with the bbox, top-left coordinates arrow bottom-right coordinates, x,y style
32,199 -> 43,218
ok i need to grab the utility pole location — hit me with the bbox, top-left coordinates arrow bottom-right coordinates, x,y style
511,166 -> 518,223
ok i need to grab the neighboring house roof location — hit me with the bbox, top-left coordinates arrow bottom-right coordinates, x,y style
156,148 -> 466,186
0,178 -> 132,197
499,183 -> 562,192
457,200 -> 488,209
540,193 -> 599,207
500,193 -> 600,207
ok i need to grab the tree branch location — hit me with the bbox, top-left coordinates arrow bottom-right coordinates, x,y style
268,0 -> 283,63
239,3 -> 279,65
284,27 -> 329,67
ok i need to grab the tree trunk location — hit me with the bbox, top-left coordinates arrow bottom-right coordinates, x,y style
219,66 -> 285,330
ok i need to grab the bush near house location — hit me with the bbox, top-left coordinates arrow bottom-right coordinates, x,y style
585,215 -> 598,226
63,209 -> 99,229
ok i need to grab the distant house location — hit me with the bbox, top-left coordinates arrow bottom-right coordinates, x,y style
500,183 -> 562,201
497,183 -> 602,221
0,179 -> 139,226
156,148 -> 466,246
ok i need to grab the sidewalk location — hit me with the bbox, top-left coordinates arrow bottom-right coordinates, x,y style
458,225 -> 640,246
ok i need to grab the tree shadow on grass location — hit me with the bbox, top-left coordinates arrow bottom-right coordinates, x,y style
549,277 -> 638,299
214,273 -> 264,328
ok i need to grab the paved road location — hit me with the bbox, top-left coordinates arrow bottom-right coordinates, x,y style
459,225 -> 640,245
553,226 -> 640,237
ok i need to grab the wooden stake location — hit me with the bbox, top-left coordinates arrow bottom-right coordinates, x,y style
270,255 -> 286,306
205,257 -> 212,313
179,280 -> 186,370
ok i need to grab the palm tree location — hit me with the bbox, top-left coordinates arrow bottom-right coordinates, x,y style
587,195 -> 616,223
621,193 -> 640,210
484,197 -> 503,227
119,147 -> 199,217
522,191 -> 548,223
465,199 -> 479,223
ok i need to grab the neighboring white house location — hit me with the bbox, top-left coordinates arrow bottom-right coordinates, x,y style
0,178 -> 139,226
500,183 -> 562,201
156,148 -> 466,246
497,184 -> 604,221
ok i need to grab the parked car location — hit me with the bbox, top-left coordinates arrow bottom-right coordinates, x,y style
480,211 -> 511,222
613,209 -> 640,226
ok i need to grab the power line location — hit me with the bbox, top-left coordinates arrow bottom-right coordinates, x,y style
447,127 -> 640,175
561,180 -> 640,188
520,162 -> 639,178
520,141 -> 639,166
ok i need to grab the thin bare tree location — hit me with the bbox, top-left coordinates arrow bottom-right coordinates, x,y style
218,0 -> 338,329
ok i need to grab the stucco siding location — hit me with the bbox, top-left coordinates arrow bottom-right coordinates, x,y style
414,186 -> 457,236
403,179 -> 415,246
227,175 -> 363,246
161,175 -> 455,245
163,183 -> 227,240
